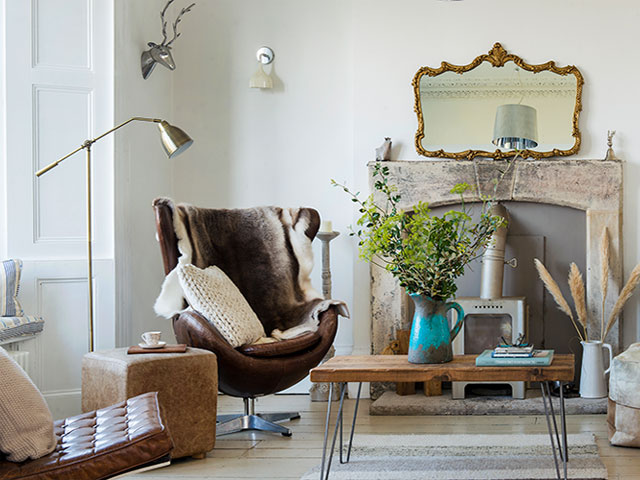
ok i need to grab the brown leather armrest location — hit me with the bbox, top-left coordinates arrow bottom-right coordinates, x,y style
236,332 -> 321,357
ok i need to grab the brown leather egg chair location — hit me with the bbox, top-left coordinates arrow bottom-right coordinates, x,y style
153,202 -> 339,437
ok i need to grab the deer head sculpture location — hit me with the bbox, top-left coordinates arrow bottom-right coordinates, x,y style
141,0 -> 195,79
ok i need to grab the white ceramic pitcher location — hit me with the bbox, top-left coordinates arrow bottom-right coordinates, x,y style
580,341 -> 613,398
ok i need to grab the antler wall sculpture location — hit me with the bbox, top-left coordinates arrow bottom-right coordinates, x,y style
141,0 -> 195,79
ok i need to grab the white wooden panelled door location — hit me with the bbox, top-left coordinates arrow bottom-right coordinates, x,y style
3,0 -> 114,419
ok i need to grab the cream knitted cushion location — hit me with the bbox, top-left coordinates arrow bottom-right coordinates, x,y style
0,347 -> 56,461
177,264 -> 266,348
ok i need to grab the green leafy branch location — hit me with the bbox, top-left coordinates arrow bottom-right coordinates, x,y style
332,163 -> 505,301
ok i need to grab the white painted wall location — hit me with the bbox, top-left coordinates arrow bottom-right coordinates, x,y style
170,0 -> 640,358
171,0 -> 356,354
113,0 -> 183,346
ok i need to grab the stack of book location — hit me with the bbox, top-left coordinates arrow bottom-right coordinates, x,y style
475,344 -> 554,367
493,344 -> 535,357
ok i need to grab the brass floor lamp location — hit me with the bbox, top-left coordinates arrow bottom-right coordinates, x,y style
36,117 -> 193,351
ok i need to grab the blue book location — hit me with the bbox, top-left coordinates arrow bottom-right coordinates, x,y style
476,349 -> 554,367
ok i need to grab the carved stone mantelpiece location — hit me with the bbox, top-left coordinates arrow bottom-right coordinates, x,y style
369,159 -> 623,372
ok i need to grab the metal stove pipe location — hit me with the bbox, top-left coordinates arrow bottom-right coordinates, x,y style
480,203 -> 509,299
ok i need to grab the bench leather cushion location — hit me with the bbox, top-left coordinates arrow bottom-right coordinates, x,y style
0,392 -> 173,480
237,331 -> 321,357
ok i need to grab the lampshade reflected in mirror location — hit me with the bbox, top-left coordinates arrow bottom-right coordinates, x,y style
492,104 -> 538,151
157,120 -> 194,158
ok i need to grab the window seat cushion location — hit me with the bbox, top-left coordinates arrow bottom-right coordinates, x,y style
0,316 -> 44,343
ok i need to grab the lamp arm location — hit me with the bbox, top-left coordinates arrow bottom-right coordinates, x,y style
90,116 -> 162,143
35,116 -> 163,177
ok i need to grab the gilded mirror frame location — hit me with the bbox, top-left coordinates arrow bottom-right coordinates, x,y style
413,43 -> 584,160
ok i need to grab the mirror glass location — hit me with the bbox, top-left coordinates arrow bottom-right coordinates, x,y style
414,44 -> 583,160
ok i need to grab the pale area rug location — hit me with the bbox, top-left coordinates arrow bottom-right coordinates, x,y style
301,433 -> 607,479
370,391 -> 608,416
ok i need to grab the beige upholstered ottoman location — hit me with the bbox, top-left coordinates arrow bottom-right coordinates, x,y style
81,347 -> 217,459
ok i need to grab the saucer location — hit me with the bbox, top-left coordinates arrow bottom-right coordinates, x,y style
138,341 -> 166,349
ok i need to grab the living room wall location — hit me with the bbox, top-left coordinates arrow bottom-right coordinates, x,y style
170,0 -> 357,354
114,0 -> 182,345
167,0 -> 640,357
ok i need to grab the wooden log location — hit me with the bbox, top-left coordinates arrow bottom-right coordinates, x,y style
424,379 -> 442,396
396,382 -> 416,395
395,330 -> 415,395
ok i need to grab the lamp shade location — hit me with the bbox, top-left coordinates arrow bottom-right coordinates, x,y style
492,104 -> 538,150
249,64 -> 273,89
157,121 -> 193,158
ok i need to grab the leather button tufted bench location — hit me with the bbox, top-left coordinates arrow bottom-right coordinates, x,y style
82,347 -> 217,459
0,392 -> 173,480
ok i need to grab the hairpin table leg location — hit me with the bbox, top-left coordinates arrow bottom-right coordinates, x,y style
320,383 -> 334,480
559,381 -> 568,479
547,383 -> 563,462
541,382 -> 561,479
541,381 -> 569,480
323,383 -> 347,480
345,382 -> 362,463
319,381 -> 363,478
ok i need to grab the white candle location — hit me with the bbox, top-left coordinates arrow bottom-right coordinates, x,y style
320,220 -> 332,233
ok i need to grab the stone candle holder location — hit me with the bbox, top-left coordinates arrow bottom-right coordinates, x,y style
310,230 -> 341,401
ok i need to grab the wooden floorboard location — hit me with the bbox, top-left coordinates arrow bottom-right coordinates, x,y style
129,394 -> 640,479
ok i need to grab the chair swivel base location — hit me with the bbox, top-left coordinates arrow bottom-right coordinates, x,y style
216,412 -> 300,437
217,397 -> 300,437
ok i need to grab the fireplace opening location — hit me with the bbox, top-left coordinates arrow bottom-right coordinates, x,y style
432,201 -> 586,367
463,314 -> 514,351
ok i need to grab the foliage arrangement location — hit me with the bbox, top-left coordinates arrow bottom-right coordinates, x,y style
534,227 -> 640,342
332,163 -> 505,301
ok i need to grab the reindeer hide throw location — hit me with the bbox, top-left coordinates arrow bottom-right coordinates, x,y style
153,198 -> 349,339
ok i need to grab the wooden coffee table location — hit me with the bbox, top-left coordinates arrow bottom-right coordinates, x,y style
310,354 -> 575,480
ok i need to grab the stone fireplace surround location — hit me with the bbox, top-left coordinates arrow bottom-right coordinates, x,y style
369,158 -> 623,399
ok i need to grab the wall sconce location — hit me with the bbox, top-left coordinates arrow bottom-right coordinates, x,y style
492,104 -> 538,150
249,46 -> 274,89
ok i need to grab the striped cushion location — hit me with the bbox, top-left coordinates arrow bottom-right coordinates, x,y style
0,316 -> 44,342
1,259 -> 23,317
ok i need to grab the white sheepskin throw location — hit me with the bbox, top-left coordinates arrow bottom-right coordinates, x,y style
153,198 -> 349,338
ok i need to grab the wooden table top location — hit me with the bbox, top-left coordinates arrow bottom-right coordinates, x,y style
310,354 -> 575,383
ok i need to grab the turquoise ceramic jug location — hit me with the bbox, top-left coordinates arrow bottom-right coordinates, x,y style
408,293 -> 465,364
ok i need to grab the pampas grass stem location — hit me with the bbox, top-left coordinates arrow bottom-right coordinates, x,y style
603,262 -> 640,341
569,262 -> 588,341
534,258 -> 585,342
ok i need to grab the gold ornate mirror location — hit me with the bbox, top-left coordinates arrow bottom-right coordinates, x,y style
413,43 -> 583,160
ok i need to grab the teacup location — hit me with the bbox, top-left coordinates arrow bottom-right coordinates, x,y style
141,331 -> 162,345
